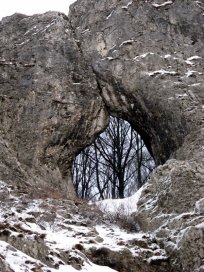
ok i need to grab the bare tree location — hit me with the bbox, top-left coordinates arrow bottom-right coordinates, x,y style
72,117 -> 155,200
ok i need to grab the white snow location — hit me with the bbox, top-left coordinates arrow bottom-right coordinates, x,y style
190,83 -> 201,86
0,181 -> 169,272
164,54 -> 171,58
96,186 -> 144,215
106,10 -> 114,20
0,241 -> 118,272
185,70 -> 197,77
196,222 -> 204,228
81,29 -> 90,34
184,70 -> 202,77
101,56 -> 116,61
147,255 -> 168,263
175,93 -> 188,98
0,241 -> 43,272
42,20 -> 57,33
24,25 -> 37,35
152,1 -> 173,8
146,69 -> 177,76
17,39 -> 31,46
185,56 -> 201,65
195,198 -> 204,213
133,52 -> 154,61
46,230 -> 81,250
119,39 -> 134,47
186,56 -> 201,61
95,225 -> 144,246
121,1 -> 133,9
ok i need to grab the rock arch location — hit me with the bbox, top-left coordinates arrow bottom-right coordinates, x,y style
0,0 -> 203,270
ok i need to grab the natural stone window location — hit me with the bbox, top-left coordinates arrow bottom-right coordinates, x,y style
72,117 -> 155,200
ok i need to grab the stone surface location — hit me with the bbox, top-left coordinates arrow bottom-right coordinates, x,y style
69,1 -> 204,270
69,0 -> 204,165
0,0 -> 203,271
0,12 -> 108,198
0,181 -> 171,272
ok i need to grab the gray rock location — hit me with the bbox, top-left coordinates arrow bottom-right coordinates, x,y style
69,1 -> 204,270
0,0 -> 203,271
0,12 -> 108,198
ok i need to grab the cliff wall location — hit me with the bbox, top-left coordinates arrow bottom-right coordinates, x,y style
0,0 -> 203,270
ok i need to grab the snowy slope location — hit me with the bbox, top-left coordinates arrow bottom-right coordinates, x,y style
0,180 -> 169,272
95,186 -> 144,215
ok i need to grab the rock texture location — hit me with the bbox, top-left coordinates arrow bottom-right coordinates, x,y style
69,1 -> 204,270
0,180 -> 171,272
0,12 -> 108,198
0,0 -> 204,271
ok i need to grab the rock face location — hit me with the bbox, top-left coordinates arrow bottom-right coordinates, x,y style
0,0 -> 204,271
69,1 -> 204,269
0,12 -> 108,198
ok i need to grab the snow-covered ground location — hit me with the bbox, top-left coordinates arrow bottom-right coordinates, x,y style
0,181 -> 168,271
95,186 -> 144,215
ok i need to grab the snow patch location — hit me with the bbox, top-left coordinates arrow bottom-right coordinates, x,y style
0,241 -> 43,272
134,52 -> 154,61
24,25 -> 37,36
147,255 -> 168,264
196,222 -> 204,228
101,56 -> 116,61
146,69 -> 177,76
106,10 -> 114,20
152,1 -> 173,8
122,1 -> 133,9
82,29 -> 90,34
119,39 -> 134,47
96,186 -> 144,215
175,93 -> 188,99
164,54 -> 171,59
185,56 -> 201,65
189,83 -> 201,86
185,70 -> 202,77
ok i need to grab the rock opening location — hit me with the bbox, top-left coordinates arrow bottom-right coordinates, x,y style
72,116 -> 155,200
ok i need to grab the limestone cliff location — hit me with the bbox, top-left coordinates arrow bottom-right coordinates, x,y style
0,0 -> 203,271
0,12 -> 108,198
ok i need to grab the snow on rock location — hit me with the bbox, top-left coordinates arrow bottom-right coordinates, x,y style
185,56 -> 202,65
0,181 -> 169,272
81,28 -> 90,34
0,241 -> 45,272
106,10 -> 114,20
164,54 -> 171,58
24,25 -> 38,36
0,241 -> 117,272
101,56 -> 116,61
133,52 -> 154,61
119,39 -> 134,47
121,1 -> 133,10
195,198 -> 204,213
147,255 -> 169,264
145,69 -> 177,76
152,1 -> 173,8
184,70 -> 202,77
